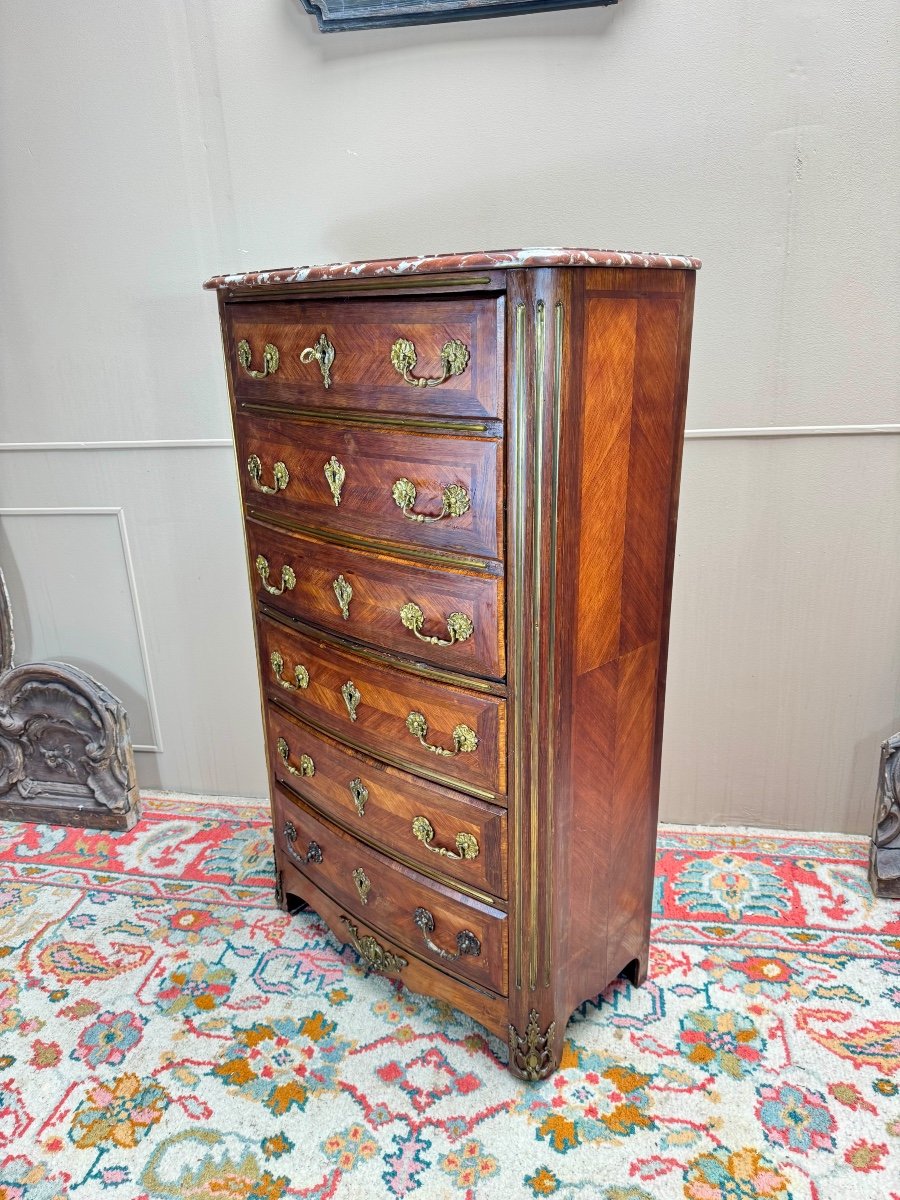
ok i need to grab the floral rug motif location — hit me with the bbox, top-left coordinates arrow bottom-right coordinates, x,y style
0,797 -> 898,1199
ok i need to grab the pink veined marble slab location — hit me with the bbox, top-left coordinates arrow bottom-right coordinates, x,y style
203,247 -> 701,290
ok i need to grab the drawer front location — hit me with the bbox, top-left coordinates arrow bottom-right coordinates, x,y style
258,616 -> 506,798
247,521 -> 504,680
226,296 -> 502,419
236,414 -> 503,563
267,705 -> 507,897
273,789 -> 508,995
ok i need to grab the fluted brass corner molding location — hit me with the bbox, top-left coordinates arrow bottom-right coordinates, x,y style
340,917 -> 407,973
508,1010 -> 557,1081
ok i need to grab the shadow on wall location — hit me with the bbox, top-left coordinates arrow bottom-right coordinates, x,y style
281,0 -> 622,64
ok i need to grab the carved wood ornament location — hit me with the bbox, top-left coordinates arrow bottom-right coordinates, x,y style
0,567 -> 139,830
869,732 -> 900,899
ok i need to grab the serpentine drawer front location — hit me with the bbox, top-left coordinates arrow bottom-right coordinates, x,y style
247,520 -> 504,680
207,247 -> 699,1079
226,296 -> 503,419
273,789 -> 508,995
235,412 -> 503,562
256,614 -> 506,798
266,704 -> 508,896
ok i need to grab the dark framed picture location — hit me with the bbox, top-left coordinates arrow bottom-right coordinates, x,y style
299,0 -> 617,33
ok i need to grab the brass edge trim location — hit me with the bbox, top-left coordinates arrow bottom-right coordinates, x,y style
224,274 -> 499,299
529,300 -> 546,992
258,605 -> 506,696
545,300 -> 564,987
246,507 -> 499,576
239,402 -> 500,437
276,774 -> 505,908
269,698 -> 501,803
512,300 -> 527,990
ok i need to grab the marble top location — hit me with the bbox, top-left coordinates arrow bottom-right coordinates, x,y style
203,247 -> 701,290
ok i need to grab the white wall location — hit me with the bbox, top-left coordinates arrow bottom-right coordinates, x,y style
0,0 -> 897,830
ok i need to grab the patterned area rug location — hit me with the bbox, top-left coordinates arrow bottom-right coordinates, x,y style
0,797 -> 898,1200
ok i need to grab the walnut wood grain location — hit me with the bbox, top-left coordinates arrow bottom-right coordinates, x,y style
247,519 -> 504,680
277,848 -> 509,1039
258,614 -> 506,798
273,789 -> 508,995
235,412 -> 503,562
226,296 -> 503,419
267,705 -> 507,896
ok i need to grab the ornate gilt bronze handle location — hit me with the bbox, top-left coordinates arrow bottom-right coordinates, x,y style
247,455 -> 289,495
411,816 -> 479,861
400,603 -> 473,648
391,478 -> 470,523
270,651 -> 308,691
405,712 -> 478,758
237,339 -> 279,379
352,867 -> 371,905
340,916 -> 407,973
299,333 -> 335,388
255,555 -> 296,596
282,820 -> 322,865
332,574 -> 352,620
390,337 -> 469,389
348,777 -> 368,817
276,737 -> 314,778
413,907 -> 481,961
323,456 -> 345,506
341,680 -> 361,722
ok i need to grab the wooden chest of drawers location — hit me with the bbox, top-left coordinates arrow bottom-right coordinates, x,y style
206,248 -> 699,1080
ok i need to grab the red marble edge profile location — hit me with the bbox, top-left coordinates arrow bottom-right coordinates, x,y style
203,247 -> 701,290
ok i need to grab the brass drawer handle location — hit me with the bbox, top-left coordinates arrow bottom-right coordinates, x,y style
282,820 -> 322,865
400,603 -> 473,648
270,651 -> 308,691
341,680 -> 361,722
413,907 -> 481,961
390,337 -> 469,389
405,712 -> 478,757
411,816 -> 479,861
348,777 -> 368,817
247,455 -> 289,495
332,574 -> 353,620
237,339 -> 279,379
255,555 -> 296,596
299,333 -> 335,388
391,478 -> 470,523
276,736 -> 314,778
340,916 -> 407,973
352,867 -> 371,904
323,456 -> 345,506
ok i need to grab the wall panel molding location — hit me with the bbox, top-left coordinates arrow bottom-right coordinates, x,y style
0,506 -> 164,754
0,425 -> 898,453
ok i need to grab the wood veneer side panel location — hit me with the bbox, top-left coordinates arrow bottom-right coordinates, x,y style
605,275 -> 695,984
